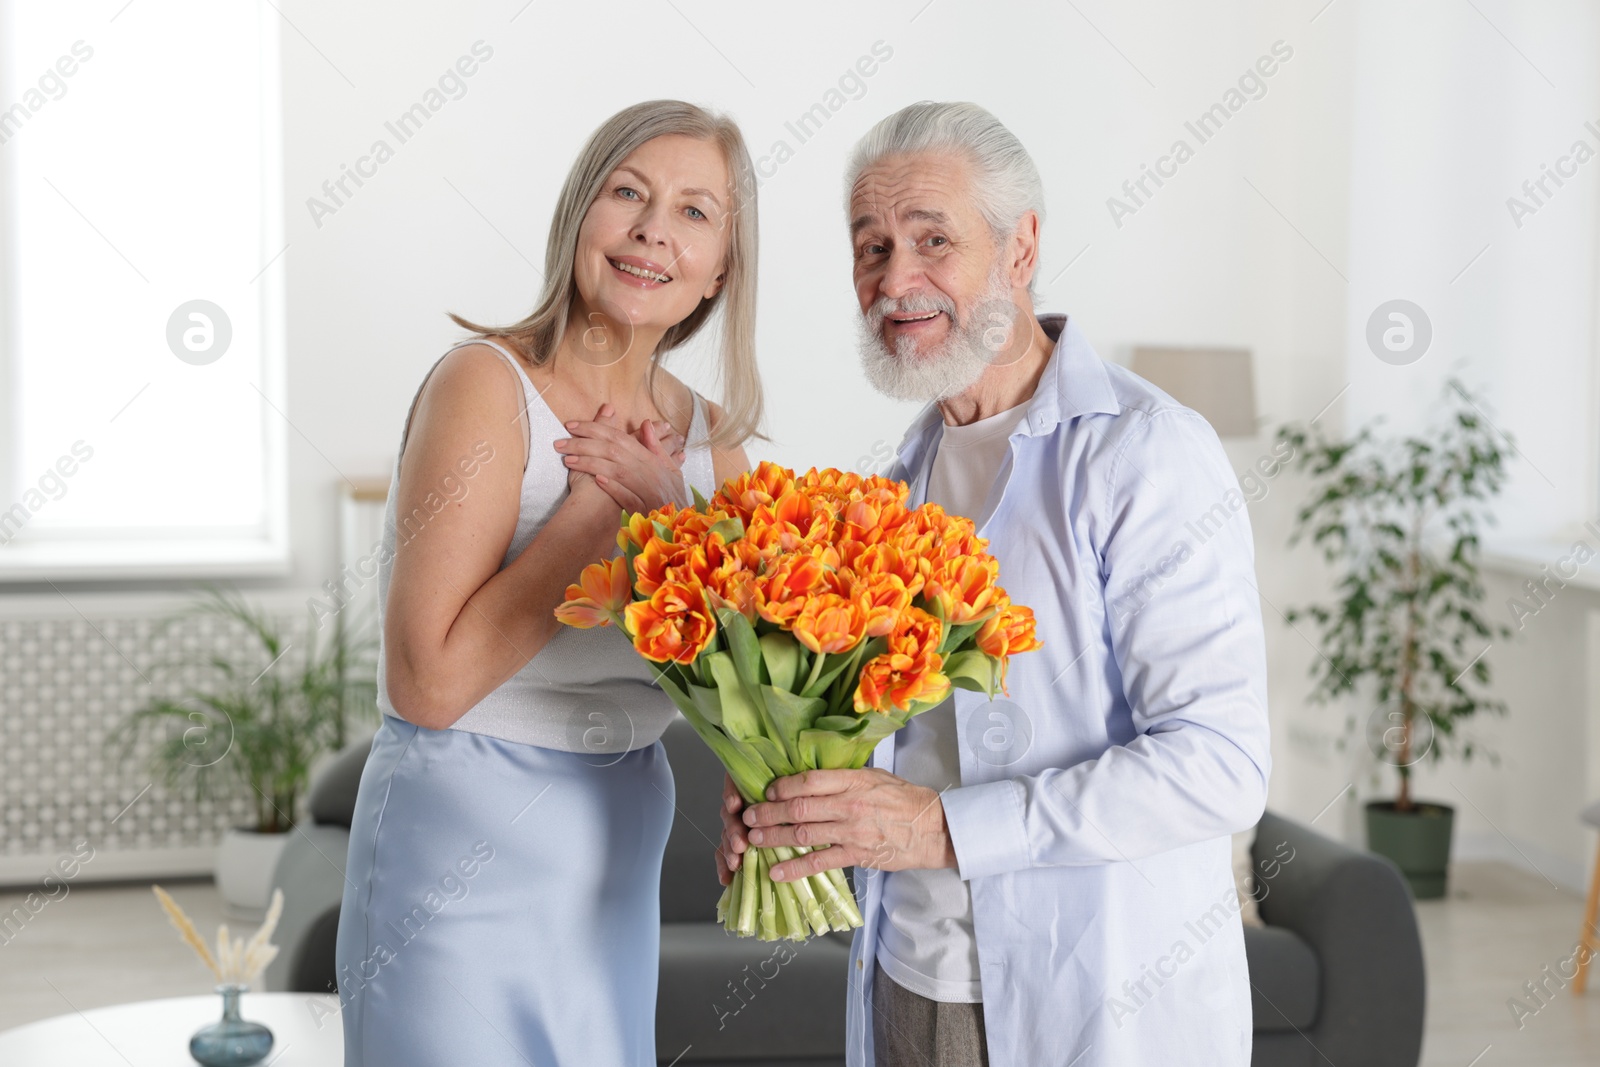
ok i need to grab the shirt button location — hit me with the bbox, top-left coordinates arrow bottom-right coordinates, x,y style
856,959 -> 864,970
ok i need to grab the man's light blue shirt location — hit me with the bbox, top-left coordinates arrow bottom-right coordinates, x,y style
845,314 -> 1272,1067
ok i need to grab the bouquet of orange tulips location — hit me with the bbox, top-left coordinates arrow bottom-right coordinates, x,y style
555,460 -> 1041,941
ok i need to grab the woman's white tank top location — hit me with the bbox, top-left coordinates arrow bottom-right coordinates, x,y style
372,339 -> 715,752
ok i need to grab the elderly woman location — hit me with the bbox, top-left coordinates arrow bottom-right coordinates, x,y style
336,100 -> 762,1066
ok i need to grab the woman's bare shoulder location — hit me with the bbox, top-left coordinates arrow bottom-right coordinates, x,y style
399,338 -> 534,468
414,338 -> 534,414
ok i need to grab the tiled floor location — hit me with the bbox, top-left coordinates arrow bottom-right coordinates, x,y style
1414,863 -> 1599,1067
1,863 -> 1596,1062
0,876 -> 227,1033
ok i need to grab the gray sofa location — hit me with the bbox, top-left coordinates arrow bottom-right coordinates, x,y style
267,720 -> 1425,1066
1248,811 -> 1425,1066
262,733 -> 370,997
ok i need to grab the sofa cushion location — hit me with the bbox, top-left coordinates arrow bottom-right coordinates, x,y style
657,922 -> 851,1061
1244,925 -> 1319,1032
289,905 -> 342,996
1250,1030 -> 1318,1067
264,823 -> 354,992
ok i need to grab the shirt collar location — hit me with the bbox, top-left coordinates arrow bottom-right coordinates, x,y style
892,313 -> 1121,465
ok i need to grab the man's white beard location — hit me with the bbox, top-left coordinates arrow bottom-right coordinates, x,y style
856,264 -> 1016,403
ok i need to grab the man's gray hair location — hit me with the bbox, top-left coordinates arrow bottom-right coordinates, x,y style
844,101 -> 1045,251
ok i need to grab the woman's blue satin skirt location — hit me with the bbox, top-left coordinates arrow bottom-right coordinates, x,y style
335,714 -> 675,1066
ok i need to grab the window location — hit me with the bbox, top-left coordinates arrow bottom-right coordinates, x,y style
0,1 -> 285,579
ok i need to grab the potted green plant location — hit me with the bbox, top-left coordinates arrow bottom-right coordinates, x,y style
111,585 -> 377,918
1277,378 -> 1511,898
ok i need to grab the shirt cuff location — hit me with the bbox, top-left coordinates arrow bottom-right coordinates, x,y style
940,778 -> 1029,881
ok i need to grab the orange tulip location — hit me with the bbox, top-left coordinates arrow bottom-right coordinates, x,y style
888,605 -> 944,661
843,571 -> 912,637
841,497 -> 879,532
754,553 -> 830,628
853,648 -> 950,714
554,557 -> 632,629
617,512 -> 658,553
976,602 -> 1042,688
633,538 -> 687,597
708,569 -> 760,621
733,531 -> 779,572
791,593 -> 869,655
791,539 -> 843,573
624,581 -> 717,663
797,467 -> 859,495
903,501 -> 950,534
860,473 -> 909,504
939,527 -> 990,565
767,489 -> 835,550
875,500 -> 917,540
666,507 -> 727,545
924,557 -> 1002,625
851,542 -> 928,598
670,536 -> 740,588
895,505 -> 985,559
852,605 -> 950,713
839,497 -> 912,550
976,603 -> 1042,657
713,462 -> 796,519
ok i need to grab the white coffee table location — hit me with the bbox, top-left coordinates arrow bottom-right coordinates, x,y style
0,992 -> 342,1065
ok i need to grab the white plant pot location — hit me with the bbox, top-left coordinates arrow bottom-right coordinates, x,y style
215,827 -> 291,921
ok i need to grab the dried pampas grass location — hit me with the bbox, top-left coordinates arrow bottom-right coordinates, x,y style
152,884 -> 283,986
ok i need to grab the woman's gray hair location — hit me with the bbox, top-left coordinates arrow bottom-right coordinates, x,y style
844,101 -> 1045,283
451,100 -> 763,449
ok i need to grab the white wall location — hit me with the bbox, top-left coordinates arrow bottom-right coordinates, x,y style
8,0 -> 1600,885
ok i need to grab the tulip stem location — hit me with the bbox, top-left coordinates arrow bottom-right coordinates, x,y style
757,850 -> 778,940
822,865 -> 862,925
774,877 -> 805,941
826,641 -> 873,717
719,848 -> 864,940
736,838 -> 759,936
772,846 -> 830,933
801,649 -> 828,695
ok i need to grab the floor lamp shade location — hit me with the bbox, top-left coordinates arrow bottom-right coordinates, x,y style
1130,346 -> 1258,437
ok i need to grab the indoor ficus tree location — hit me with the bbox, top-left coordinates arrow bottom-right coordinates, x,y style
1277,379 -> 1512,812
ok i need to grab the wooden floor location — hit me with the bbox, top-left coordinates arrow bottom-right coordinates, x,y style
0,862 -> 1596,1062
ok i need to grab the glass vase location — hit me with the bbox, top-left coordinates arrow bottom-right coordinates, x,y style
189,983 -> 274,1067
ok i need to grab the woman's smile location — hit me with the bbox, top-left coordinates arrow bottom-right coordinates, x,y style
607,254 -> 673,287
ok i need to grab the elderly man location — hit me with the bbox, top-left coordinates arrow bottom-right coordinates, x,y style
718,101 -> 1272,1066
